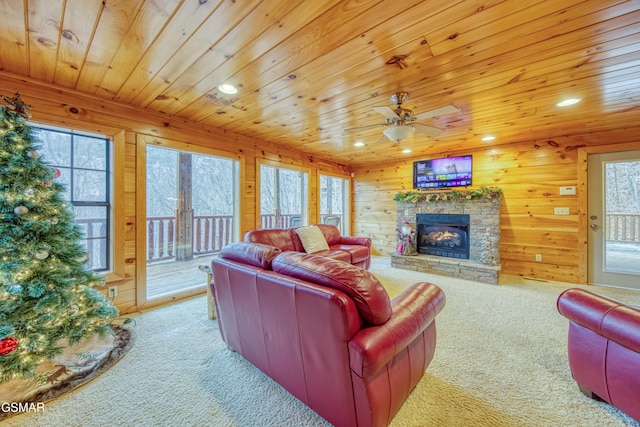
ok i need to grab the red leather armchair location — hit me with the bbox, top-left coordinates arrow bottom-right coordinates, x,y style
211,242 -> 445,427
557,288 -> 640,423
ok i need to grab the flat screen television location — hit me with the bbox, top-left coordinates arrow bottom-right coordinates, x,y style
413,155 -> 472,190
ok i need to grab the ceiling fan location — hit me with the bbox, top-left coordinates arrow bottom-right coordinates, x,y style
345,92 -> 460,143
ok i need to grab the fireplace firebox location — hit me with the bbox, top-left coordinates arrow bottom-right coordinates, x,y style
416,213 -> 470,259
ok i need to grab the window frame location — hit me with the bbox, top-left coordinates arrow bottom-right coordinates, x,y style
317,171 -> 351,235
257,159 -> 310,229
31,122 -> 125,282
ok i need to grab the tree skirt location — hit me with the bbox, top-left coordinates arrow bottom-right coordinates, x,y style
0,325 -> 132,420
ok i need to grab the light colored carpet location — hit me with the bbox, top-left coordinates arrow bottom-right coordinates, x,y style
5,256 -> 640,427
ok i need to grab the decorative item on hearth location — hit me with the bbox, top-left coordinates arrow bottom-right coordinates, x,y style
396,221 -> 417,255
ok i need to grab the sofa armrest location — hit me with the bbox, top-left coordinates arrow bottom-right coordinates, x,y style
339,236 -> 371,247
348,282 -> 445,377
602,305 -> 640,353
557,288 -> 640,353
557,288 -> 623,334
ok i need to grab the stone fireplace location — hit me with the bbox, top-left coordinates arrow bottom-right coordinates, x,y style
391,195 -> 501,284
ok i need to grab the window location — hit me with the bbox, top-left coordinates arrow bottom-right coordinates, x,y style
34,126 -> 111,271
259,163 -> 309,228
319,174 -> 350,234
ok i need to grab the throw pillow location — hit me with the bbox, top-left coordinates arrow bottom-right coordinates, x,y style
295,226 -> 330,253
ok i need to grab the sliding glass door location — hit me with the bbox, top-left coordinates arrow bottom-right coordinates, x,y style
146,145 -> 239,299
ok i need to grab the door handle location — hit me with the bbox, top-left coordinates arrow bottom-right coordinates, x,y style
590,224 -> 598,231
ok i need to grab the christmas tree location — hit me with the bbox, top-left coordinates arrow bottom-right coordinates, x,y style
0,93 -> 118,383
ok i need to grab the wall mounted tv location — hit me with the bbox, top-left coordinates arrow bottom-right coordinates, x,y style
413,155 -> 472,190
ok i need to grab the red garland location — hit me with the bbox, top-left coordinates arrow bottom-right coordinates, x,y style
0,337 -> 18,355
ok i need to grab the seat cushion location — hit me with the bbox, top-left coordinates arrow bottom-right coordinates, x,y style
321,249 -> 352,264
272,252 -> 392,325
332,244 -> 370,264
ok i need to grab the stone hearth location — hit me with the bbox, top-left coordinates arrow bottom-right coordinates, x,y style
392,196 -> 501,284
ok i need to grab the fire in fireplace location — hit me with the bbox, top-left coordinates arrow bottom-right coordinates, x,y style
416,213 -> 470,259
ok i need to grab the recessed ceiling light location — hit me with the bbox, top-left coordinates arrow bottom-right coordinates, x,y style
402,148 -> 412,154
482,135 -> 496,142
354,142 -> 365,147
556,98 -> 581,107
218,83 -> 238,95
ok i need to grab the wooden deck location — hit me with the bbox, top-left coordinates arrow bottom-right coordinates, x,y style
146,255 -> 216,299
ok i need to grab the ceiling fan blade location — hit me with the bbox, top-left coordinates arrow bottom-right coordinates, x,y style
344,123 -> 388,133
372,105 -> 399,119
414,123 -> 445,137
414,104 -> 460,121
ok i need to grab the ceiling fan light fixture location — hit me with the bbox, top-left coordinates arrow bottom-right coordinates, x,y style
383,125 -> 414,142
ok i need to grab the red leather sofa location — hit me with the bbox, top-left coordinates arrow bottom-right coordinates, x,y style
211,242 -> 446,427
244,223 -> 371,269
557,288 -> 640,423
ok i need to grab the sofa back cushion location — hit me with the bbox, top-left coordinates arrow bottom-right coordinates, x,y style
219,242 -> 282,270
313,223 -> 342,246
244,228 -> 300,252
272,252 -> 392,325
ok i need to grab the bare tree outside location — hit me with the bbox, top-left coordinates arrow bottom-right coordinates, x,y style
260,164 -> 306,227
606,160 -> 640,214
604,159 -> 640,273
34,127 -> 110,270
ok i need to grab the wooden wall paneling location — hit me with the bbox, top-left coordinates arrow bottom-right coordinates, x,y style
352,135 -> 640,284
94,1 -> 182,99
26,0 -> 63,82
218,0 -> 447,126
179,0 -> 344,123
0,74 -> 348,312
254,2 -> 634,146
352,137 -> 587,283
55,0 -> 105,88
0,74 -> 253,152
134,134 -> 147,310
135,0 -> 263,109
75,1 -> 143,94
116,0 -> 221,104
0,1 -> 28,74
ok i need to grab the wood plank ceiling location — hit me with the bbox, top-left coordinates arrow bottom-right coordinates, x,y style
0,0 -> 638,166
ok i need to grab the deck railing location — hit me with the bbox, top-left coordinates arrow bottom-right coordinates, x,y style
75,218 -> 107,270
259,213 -> 343,229
81,212 -> 639,265
606,213 -> 640,242
147,215 -> 234,263
260,213 -> 303,228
